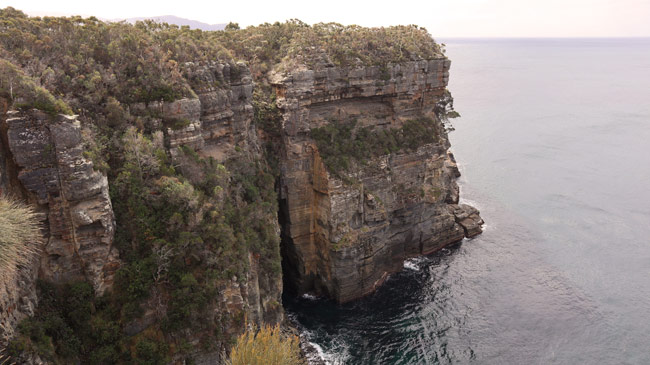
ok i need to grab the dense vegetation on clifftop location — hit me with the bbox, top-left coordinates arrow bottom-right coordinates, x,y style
0,7 -> 446,363
0,7 -> 441,111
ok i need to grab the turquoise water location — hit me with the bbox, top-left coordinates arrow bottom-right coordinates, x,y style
284,38 -> 650,364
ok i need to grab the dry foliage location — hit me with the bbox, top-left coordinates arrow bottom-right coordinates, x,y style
0,195 -> 40,284
230,325 -> 302,365
0,347 -> 13,365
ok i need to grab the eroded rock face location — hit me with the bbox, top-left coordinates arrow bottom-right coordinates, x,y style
150,62 -> 284,360
3,110 -> 118,295
125,62 -> 283,348
274,58 -> 483,303
175,61 -> 283,328
144,61 -> 258,162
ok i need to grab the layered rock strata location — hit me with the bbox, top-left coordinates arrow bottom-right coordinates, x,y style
273,59 -> 483,303
131,61 -> 257,161
0,108 -> 117,346
3,110 -> 118,294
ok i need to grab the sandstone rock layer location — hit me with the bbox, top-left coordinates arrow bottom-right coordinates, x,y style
3,110 -> 118,294
274,58 -> 484,303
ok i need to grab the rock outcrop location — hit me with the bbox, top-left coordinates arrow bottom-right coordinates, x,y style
273,58 -> 483,302
132,61 -> 258,161
0,107 -> 117,345
2,110 -> 118,294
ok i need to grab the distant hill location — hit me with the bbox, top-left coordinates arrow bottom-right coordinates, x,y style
120,15 -> 226,31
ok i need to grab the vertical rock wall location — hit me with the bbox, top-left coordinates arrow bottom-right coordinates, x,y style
0,107 -> 116,346
3,110 -> 118,294
159,61 -> 258,160
274,59 -> 483,302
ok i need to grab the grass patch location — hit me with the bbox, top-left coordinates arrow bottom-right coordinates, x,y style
0,195 -> 40,284
229,325 -> 301,365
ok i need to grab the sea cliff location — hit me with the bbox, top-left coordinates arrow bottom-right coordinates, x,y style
274,57 -> 482,302
0,9 -> 481,363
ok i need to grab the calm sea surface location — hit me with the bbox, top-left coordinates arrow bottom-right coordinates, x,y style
284,38 -> 650,364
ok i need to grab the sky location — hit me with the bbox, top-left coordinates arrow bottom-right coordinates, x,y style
2,0 -> 649,37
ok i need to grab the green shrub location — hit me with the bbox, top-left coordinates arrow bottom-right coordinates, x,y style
0,60 -> 72,116
12,318 -> 56,360
6,280 -> 106,362
163,272 -> 209,331
215,20 -> 442,74
134,338 -> 169,365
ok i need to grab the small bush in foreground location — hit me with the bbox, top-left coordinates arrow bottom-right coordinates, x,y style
0,195 -> 40,284
229,325 -> 302,365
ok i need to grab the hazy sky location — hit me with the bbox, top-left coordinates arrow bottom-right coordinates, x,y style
2,0 -> 649,37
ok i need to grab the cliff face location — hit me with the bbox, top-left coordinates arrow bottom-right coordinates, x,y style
180,60 -> 283,331
0,13 -> 484,362
0,108 -> 117,345
3,110 -> 118,293
0,62 -> 283,356
136,61 -> 283,361
134,61 -> 257,162
162,61 -> 283,329
0,35 -> 482,365
273,58 -> 483,302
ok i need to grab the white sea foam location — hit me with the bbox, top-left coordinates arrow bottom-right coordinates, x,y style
459,197 -> 482,211
307,341 -> 328,363
301,293 -> 318,301
403,260 -> 419,271
322,340 -> 351,365
404,256 -> 429,271
300,329 -> 350,365
404,259 -> 420,271
301,332 -> 344,365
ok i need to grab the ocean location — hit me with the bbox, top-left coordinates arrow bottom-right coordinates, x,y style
284,38 -> 650,364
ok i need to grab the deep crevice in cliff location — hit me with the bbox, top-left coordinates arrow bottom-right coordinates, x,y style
278,196 -> 299,299
0,108 -> 28,198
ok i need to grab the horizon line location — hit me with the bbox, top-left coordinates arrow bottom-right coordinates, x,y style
437,36 -> 650,39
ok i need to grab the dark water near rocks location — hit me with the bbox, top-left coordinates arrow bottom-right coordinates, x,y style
284,38 -> 650,364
